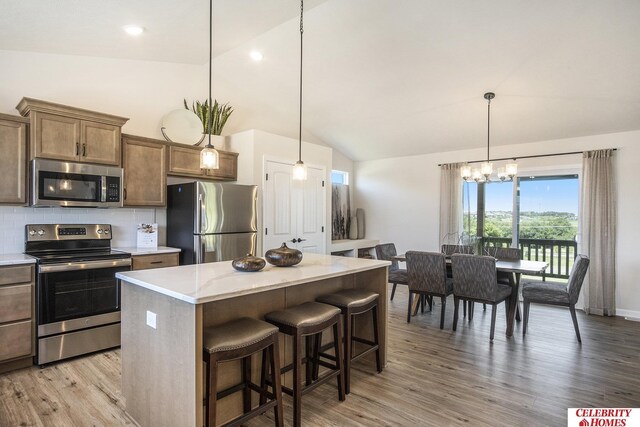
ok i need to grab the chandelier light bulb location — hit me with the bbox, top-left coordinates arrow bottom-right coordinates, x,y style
480,161 -> 493,177
472,169 -> 484,183
506,162 -> 518,177
461,164 -> 472,181
292,160 -> 307,181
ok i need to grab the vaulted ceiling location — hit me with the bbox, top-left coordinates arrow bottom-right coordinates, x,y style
2,0 -> 639,161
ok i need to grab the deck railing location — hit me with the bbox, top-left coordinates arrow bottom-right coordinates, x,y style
481,237 -> 578,280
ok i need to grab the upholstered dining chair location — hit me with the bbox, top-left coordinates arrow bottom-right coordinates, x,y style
405,251 -> 453,328
486,247 -> 522,317
442,244 -> 475,317
522,255 -> 590,342
451,254 -> 513,341
375,243 -> 408,301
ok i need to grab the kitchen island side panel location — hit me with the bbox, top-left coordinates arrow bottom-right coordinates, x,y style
121,282 -> 202,427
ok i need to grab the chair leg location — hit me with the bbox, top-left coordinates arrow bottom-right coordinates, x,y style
453,297 -> 460,331
469,302 -> 474,321
427,295 -> 433,311
312,332 -> 321,380
515,301 -> 521,322
490,304 -> 498,341
242,355 -> 251,413
259,348 -> 268,406
206,355 -> 218,427
372,305 -> 382,373
292,333 -> 303,427
569,304 -> 582,343
407,292 -> 413,323
463,299 -> 467,317
439,296 -> 446,329
523,299 -> 530,337
483,303 -> 486,311
390,283 -> 397,300
305,336 -> 313,386
333,320 -> 346,401
269,340 -> 284,427
344,310 -> 352,395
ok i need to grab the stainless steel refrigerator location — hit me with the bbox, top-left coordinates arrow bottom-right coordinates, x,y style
167,182 -> 258,265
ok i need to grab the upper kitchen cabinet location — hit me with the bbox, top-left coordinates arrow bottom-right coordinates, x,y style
0,114 -> 29,205
16,97 -> 128,166
167,142 -> 238,181
122,134 -> 167,207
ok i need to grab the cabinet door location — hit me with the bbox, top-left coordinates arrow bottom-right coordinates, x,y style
205,150 -> 238,181
33,112 -> 80,161
122,136 -> 167,207
168,145 -> 206,177
81,121 -> 121,166
0,118 -> 28,204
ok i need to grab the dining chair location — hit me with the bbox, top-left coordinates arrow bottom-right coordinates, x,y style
375,243 -> 408,301
441,244 -> 475,317
451,254 -> 513,341
487,247 -> 522,318
522,255 -> 590,342
405,251 -> 453,328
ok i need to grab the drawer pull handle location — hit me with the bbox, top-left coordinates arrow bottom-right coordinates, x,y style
150,261 -> 164,264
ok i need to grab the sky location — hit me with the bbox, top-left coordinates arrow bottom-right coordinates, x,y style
463,176 -> 579,215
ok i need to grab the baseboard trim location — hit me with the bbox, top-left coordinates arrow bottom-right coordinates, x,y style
616,309 -> 640,321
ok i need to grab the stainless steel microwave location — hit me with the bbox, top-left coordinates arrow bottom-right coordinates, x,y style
32,159 -> 123,207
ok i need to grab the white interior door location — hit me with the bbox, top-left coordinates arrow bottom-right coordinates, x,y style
263,160 -> 326,254
297,166 -> 325,254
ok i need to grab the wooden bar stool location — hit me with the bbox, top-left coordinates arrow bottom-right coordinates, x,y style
203,317 -> 283,427
316,289 -> 382,394
264,302 -> 345,427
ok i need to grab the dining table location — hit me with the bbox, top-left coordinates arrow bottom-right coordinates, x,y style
392,254 -> 548,337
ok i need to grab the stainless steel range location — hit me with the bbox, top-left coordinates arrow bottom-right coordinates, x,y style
25,224 -> 131,365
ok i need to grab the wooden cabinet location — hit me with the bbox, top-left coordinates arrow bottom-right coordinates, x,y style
168,144 -> 238,181
0,114 -> 29,205
0,264 -> 35,373
131,253 -> 179,271
122,134 -> 167,207
16,97 -> 128,166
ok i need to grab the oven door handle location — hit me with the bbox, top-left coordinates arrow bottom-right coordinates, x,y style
38,258 -> 132,273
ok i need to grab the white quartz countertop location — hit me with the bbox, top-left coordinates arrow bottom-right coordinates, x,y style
113,246 -> 181,256
0,254 -> 37,266
116,253 -> 390,305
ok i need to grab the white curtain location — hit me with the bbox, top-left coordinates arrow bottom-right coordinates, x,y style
580,149 -> 617,316
439,163 -> 463,245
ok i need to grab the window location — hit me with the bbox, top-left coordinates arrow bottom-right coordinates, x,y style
463,174 -> 579,279
331,170 -> 349,185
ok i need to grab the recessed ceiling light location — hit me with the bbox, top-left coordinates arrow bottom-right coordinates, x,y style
250,51 -> 264,61
123,25 -> 144,36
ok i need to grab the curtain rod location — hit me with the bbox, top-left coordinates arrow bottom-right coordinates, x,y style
437,148 -> 618,167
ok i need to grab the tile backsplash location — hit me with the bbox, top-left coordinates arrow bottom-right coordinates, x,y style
0,206 -> 167,254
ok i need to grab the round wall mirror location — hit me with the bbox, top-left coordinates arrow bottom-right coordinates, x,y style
160,109 -> 205,145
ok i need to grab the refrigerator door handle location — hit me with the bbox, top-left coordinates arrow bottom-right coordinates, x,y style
198,193 -> 208,232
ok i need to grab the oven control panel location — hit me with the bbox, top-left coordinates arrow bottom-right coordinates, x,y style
26,224 -> 112,241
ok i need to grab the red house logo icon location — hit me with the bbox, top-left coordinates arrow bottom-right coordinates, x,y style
579,419 -> 589,426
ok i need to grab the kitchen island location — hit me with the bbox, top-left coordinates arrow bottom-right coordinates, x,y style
116,253 -> 389,427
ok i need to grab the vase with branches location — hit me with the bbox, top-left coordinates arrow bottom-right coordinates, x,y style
184,99 -> 234,136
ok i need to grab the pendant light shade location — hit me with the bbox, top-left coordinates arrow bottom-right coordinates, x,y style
200,145 -> 219,169
292,0 -> 307,181
200,0 -> 220,170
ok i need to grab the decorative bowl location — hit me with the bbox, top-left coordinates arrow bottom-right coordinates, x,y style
265,243 -> 303,267
231,254 -> 266,272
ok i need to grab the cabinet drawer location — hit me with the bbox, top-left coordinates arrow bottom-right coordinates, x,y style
0,284 -> 32,323
0,265 -> 32,286
132,253 -> 179,271
0,320 -> 32,361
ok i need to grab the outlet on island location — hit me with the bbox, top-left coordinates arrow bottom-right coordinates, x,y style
146,310 -> 157,329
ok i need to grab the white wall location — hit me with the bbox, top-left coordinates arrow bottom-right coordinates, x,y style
354,130 -> 640,317
0,49 -> 204,139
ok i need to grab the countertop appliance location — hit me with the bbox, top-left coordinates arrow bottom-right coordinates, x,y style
32,158 -> 123,207
167,182 -> 258,264
25,224 -> 131,365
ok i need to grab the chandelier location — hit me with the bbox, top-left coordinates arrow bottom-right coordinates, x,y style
461,92 -> 517,182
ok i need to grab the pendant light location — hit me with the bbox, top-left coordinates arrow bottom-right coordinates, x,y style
292,0 -> 307,180
200,0 -> 220,170
461,92 -> 517,182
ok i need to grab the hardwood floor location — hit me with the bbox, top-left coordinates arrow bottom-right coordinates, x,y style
1,284 -> 639,426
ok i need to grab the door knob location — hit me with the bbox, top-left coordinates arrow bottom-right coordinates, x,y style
291,238 -> 297,244
296,238 -> 306,243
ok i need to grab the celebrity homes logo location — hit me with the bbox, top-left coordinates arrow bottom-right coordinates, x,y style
568,408 -> 639,427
